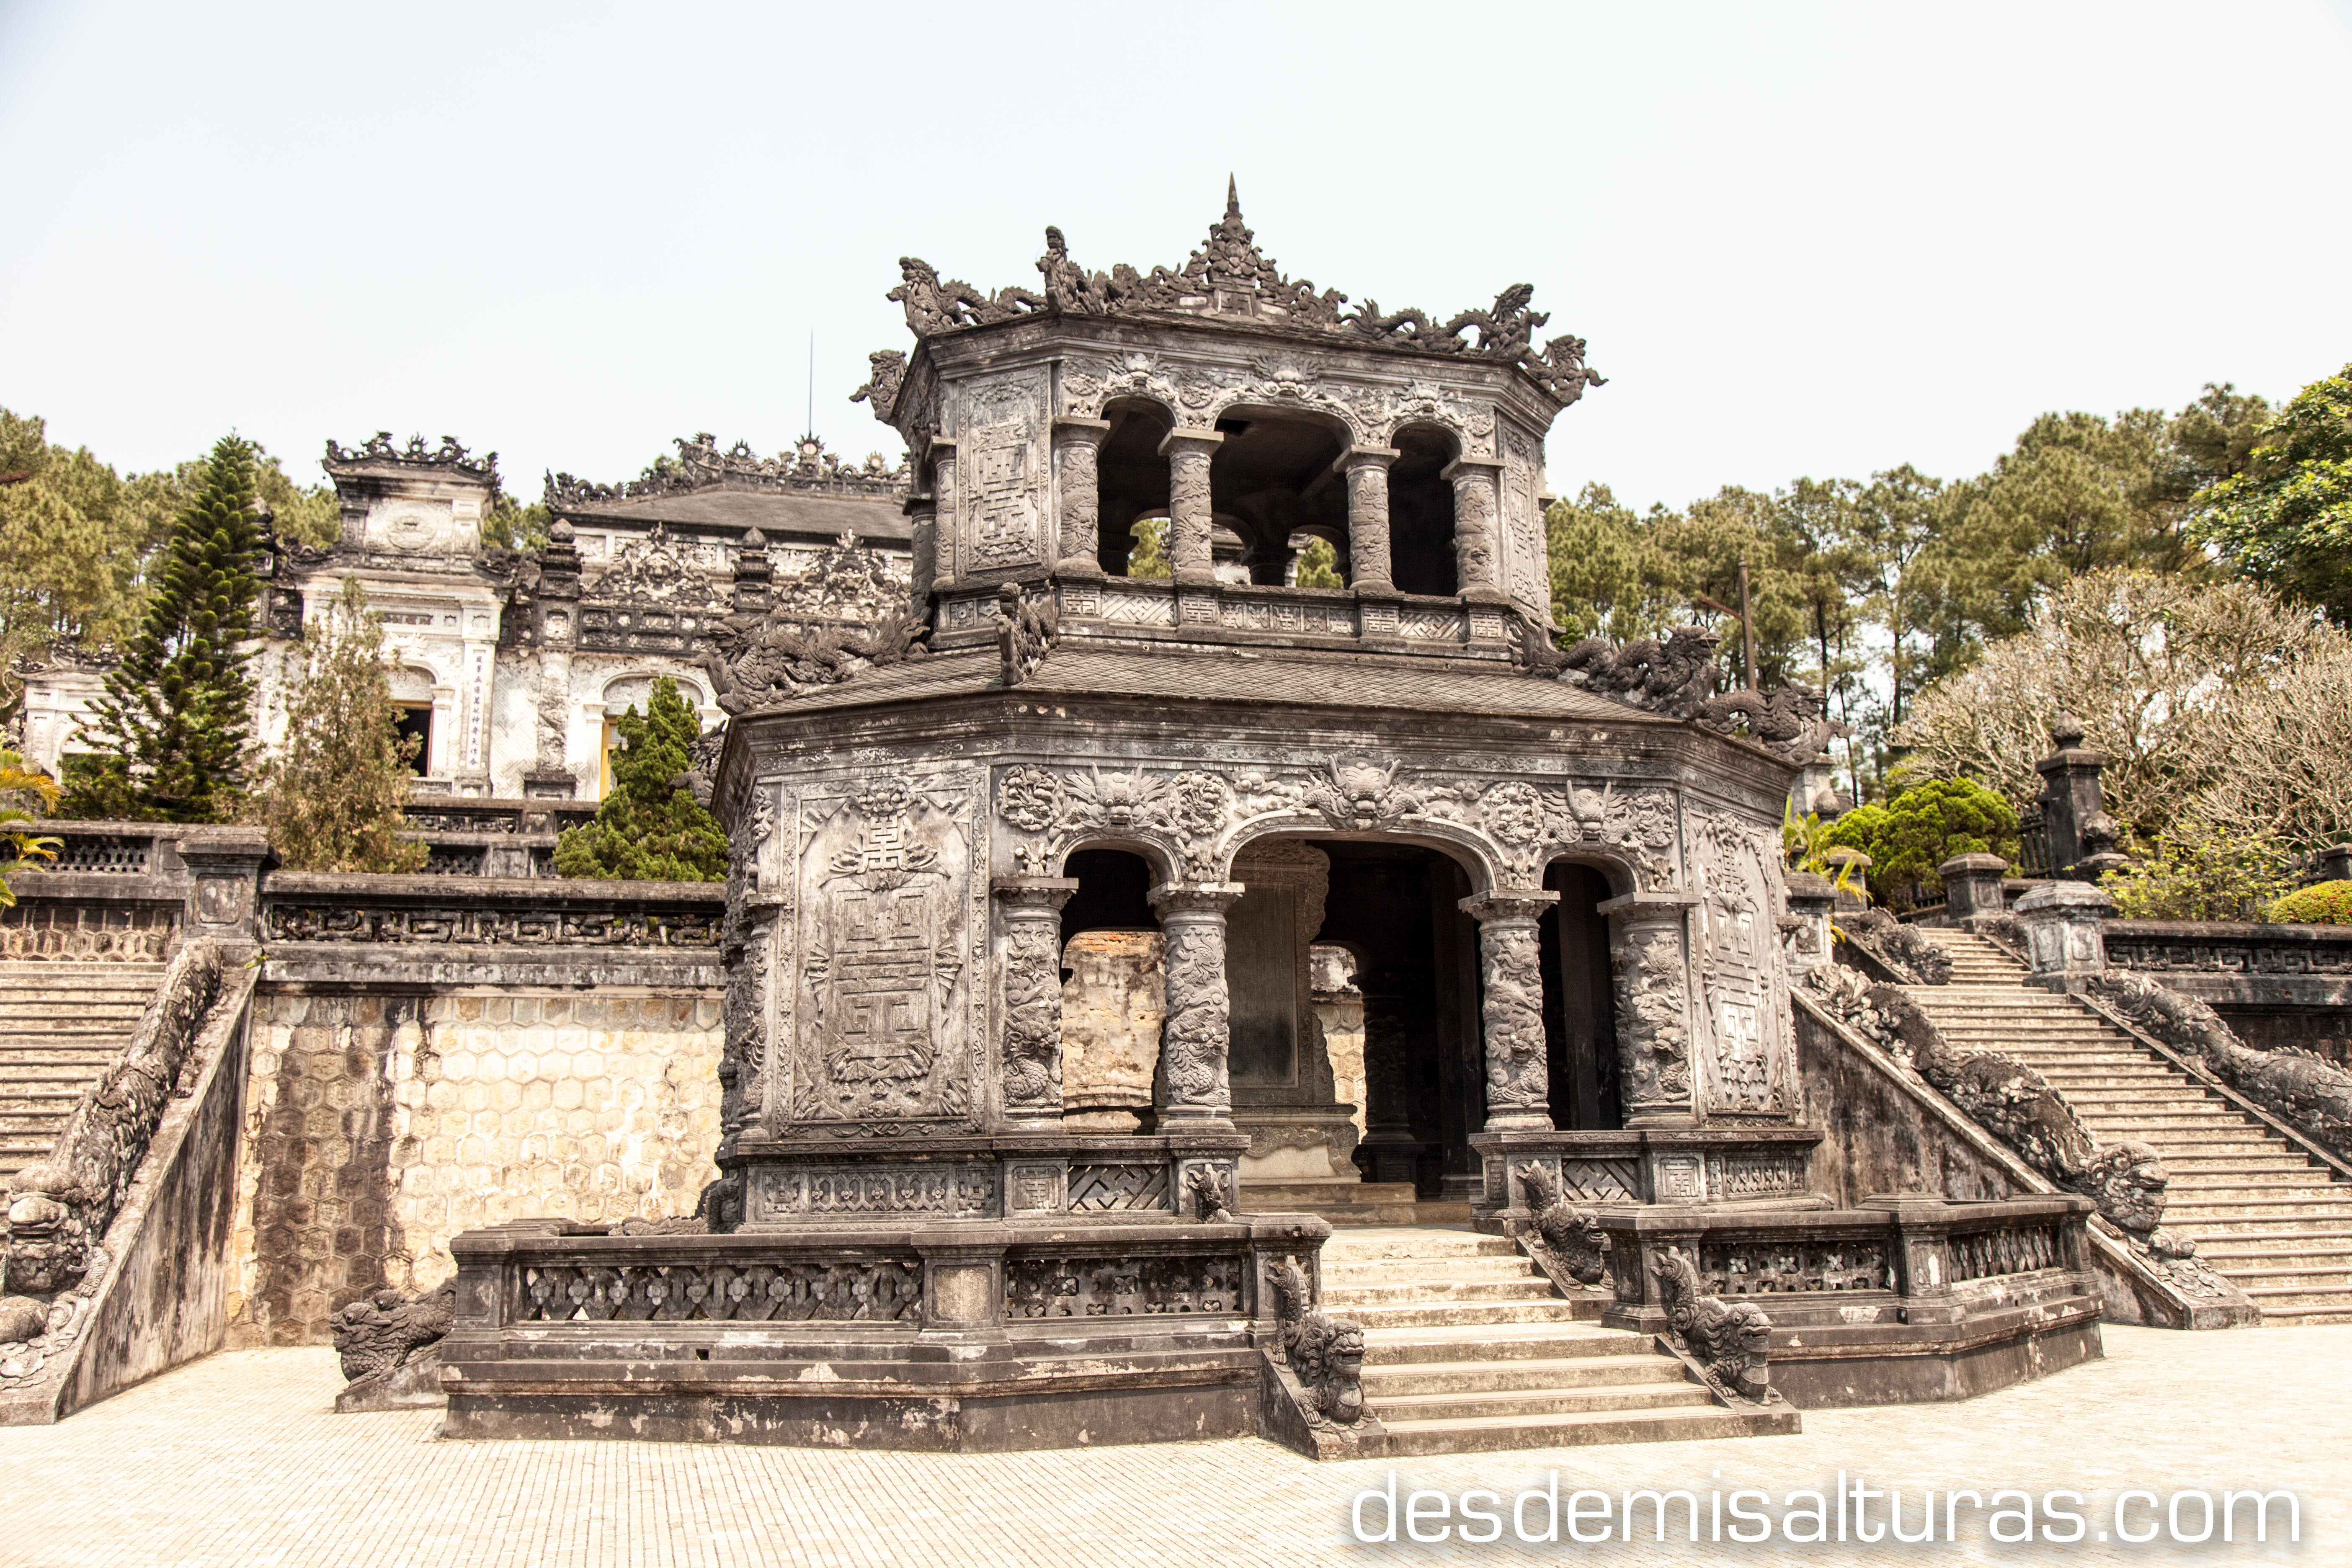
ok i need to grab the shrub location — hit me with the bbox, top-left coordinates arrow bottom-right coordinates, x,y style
1823,777 -> 2019,905
2270,880 -> 2352,926
2103,817 -> 2294,921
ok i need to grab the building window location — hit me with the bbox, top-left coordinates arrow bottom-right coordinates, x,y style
395,704 -> 433,775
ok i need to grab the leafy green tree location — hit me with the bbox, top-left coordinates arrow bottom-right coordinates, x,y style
484,495 -> 551,552
1545,483 -> 1677,642
1125,516 -> 1171,579
0,409 -> 181,707
1293,535 -> 1344,588
57,435 -> 267,822
255,579 -> 427,873
1823,777 -> 2020,905
2190,363 -> 2352,626
554,678 -> 725,881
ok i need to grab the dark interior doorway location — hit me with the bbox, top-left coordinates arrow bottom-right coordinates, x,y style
1313,841 -> 1483,1199
1540,861 -> 1622,1129
1059,848 -> 1155,955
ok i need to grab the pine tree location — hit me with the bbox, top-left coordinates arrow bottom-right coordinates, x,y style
553,678 -> 725,881
59,434 -> 265,822
256,579 -> 428,873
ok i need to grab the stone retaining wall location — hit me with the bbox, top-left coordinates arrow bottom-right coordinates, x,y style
226,984 -> 723,1346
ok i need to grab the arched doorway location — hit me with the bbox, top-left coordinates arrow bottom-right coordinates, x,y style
1540,861 -> 1622,1130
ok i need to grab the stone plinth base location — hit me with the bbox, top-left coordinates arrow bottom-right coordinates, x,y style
439,1211 -> 1351,1455
1468,1127 -> 1826,1226
1595,1196 -> 2104,1408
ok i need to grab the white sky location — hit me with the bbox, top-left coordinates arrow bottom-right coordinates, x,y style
3,1 -> 2347,511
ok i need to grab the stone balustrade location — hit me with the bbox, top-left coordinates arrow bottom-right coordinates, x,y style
1596,1194 -> 2101,1404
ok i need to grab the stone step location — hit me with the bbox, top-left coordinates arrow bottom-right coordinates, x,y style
1360,1322 -> 1643,1366
1345,1298 -> 1605,1330
1321,1228 -> 1518,1261
2204,1262 -> 2352,1284
1325,1277 -> 1561,1308
1371,1381 -> 1716,1424
2257,1302 -> 2352,1323
1322,1256 -> 1535,1286
1372,1403 -> 1797,1457
1360,1356 -> 1683,1397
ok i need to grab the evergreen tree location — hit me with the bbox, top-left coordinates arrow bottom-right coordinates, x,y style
256,579 -> 428,873
2190,364 -> 2352,626
553,678 -> 725,881
58,434 -> 265,822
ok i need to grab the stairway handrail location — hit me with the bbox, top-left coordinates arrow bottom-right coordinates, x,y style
2068,992 -> 2352,1188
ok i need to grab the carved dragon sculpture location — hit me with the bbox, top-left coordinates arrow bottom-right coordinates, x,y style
1651,1244 -> 1772,1404
331,1282 -> 456,1403
1268,1258 -> 1365,1429
1514,1162 -> 1607,1286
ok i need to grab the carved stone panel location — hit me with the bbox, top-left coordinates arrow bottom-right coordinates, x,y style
1498,425 -> 1549,622
957,372 -> 1050,575
1689,810 -> 1798,1120
778,776 -> 983,1135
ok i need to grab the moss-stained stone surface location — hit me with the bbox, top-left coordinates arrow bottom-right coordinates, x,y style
226,988 -> 723,1345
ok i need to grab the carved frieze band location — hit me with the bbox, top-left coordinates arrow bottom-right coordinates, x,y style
995,753 -> 1681,890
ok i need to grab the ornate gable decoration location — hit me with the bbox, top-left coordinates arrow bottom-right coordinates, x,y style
867,181 -> 1606,410
322,432 -> 498,483
547,433 -> 909,511
583,524 -> 726,609
774,531 -> 909,624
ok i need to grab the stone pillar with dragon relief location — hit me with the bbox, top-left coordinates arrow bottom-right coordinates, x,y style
1599,890 -> 1701,1127
1461,891 -> 1559,1131
1442,454 -> 1506,601
1158,430 -> 1223,586
1052,417 -> 1110,578
1335,446 -> 1400,593
994,876 -> 1080,1127
1147,882 -> 1245,1127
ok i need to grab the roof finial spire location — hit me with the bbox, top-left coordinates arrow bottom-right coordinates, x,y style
1225,174 -> 1240,219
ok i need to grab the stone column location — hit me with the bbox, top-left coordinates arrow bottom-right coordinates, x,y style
1333,445 -> 1400,593
1460,890 -> 1559,1131
904,490 -> 938,614
2015,880 -> 2115,993
1440,454 -> 1506,601
1147,881 -> 1245,1127
926,437 -> 959,591
2035,714 -> 2128,879
995,876 -> 1081,1127
1052,417 -> 1110,578
1598,891 -> 1700,1126
1158,429 -> 1224,587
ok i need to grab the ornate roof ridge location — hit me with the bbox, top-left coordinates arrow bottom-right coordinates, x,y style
323,432 -> 498,482
863,180 -> 1605,410
547,433 -> 909,511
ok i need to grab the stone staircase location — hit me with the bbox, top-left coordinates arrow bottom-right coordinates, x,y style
1908,929 -> 2352,1325
1320,1227 -> 1798,1454
0,961 -> 165,1186
1240,1181 -> 1470,1228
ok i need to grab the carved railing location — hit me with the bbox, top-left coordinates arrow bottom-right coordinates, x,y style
259,872 -> 725,947
934,577 -> 1519,655
2102,921 -> 2352,986
401,795 -> 599,838
0,822 -> 187,961
1598,1195 -> 2092,1323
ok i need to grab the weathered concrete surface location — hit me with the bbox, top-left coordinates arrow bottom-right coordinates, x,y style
1058,929 -> 1163,1132
227,982 -> 724,1346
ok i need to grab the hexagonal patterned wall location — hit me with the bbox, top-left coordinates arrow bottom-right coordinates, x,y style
225,987 -> 724,1345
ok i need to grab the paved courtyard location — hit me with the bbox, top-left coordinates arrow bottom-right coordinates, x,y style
0,1326 -> 2343,1567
